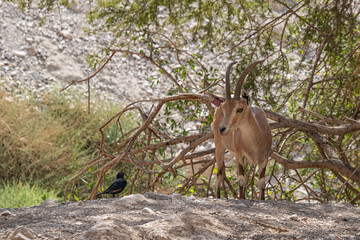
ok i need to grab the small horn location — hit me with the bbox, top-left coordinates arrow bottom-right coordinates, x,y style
233,60 -> 264,100
225,61 -> 237,99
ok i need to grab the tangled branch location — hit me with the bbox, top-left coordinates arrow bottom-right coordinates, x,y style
61,9 -> 360,204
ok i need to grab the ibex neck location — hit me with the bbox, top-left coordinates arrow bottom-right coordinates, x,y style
239,107 -> 260,132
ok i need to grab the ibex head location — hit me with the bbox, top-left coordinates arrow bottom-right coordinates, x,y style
219,60 -> 264,135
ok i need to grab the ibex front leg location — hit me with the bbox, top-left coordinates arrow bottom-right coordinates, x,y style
215,144 -> 227,199
213,107 -> 228,199
236,156 -> 248,199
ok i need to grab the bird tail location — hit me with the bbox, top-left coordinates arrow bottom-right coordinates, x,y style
96,192 -> 104,197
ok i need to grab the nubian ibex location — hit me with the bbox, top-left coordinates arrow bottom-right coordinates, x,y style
211,61 -> 272,200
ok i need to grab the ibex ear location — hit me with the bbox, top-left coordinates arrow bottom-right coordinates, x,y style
212,98 -> 223,107
208,93 -> 225,107
241,90 -> 250,105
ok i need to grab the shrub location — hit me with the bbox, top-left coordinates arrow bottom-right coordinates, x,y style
0,86 -> 134,200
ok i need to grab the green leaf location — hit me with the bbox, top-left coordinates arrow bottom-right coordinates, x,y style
73,194 -> 79,201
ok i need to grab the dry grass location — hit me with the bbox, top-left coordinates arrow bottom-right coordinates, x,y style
0,87 -> 134,198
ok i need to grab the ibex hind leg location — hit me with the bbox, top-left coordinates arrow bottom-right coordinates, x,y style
221,167 -> 229,199
256,160 -> 267,200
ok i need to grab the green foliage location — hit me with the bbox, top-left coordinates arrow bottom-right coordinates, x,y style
0,181 -> 59,209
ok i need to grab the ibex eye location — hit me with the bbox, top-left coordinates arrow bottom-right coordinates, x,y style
236,108 -> 243,113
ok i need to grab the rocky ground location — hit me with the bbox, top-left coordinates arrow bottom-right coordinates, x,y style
1,193 -> 360,240
0,0 -> 182,102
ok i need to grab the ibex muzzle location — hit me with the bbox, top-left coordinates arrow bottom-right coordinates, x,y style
211,61 -> 272,200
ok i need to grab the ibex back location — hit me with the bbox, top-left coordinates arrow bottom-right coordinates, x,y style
211,61 -> 272,200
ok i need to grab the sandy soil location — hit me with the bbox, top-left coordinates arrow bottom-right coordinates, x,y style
1,193 -> 359,240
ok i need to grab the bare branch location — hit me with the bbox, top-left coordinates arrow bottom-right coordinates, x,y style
61,51 -> 116,92
265,110 -> 360,135
110,49 -> 185,92
271,152 -> 360,187
302,31 -> 333,113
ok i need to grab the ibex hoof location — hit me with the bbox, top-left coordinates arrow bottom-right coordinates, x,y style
237,175 -> 246,187
256,178 -> 266,189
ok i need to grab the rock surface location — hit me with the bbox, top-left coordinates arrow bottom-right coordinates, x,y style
1,193 -> 359,240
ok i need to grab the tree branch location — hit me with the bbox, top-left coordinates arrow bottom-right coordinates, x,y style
265,110 -> 360,135
271,152 -> 360,187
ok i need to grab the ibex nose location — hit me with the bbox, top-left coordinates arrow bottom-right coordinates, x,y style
219,127 -> 226,134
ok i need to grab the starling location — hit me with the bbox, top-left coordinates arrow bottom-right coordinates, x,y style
97,172 -> 127,198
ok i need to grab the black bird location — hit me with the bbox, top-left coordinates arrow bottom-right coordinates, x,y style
97,172 -> 127,198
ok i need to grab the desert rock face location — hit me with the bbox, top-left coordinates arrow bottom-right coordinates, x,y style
1,193 -> 359,240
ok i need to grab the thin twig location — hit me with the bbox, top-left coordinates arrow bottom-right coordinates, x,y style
61,51 -> 116,92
